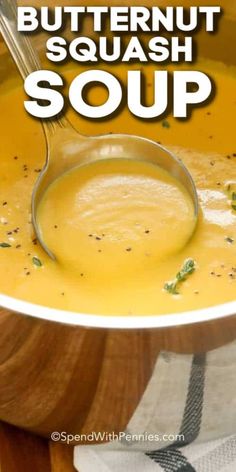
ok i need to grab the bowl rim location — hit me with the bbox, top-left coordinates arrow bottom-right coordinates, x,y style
0,293 -> 235,329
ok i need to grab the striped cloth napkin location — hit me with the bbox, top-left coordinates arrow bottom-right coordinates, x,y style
74,340 -> 236,472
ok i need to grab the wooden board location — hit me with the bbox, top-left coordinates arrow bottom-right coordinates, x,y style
0,422 -> 76,472
2,314 -> 236,471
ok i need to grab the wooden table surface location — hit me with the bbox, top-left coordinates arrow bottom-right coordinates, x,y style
0,422 -> 76,472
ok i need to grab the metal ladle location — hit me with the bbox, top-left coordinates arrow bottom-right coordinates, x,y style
0,0 -> 198,260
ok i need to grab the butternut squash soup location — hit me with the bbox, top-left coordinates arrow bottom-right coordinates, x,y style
0,59 -> 236,316
37,159 -> 196,275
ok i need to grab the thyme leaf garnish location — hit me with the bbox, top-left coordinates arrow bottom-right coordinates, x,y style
32,256 -> 43,267
162,120 -> 170,129
228,191 -> 236,211
164,258 -> 196,295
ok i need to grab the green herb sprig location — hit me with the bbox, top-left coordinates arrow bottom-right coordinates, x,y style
0,242 -> 11,248
164,258 -> 196,295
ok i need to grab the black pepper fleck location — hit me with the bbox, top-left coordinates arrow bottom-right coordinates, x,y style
225,237 -> 234,244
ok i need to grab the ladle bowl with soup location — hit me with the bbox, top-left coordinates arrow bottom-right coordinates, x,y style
0,0 -> 236,440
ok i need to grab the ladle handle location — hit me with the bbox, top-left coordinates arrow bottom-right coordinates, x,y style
0,0 -> 70,134
0,0 -> 41,79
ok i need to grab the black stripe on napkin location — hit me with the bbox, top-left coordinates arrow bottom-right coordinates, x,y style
146,448 -> 196,472
177,353 -> 206,445
146,353 -> 206,472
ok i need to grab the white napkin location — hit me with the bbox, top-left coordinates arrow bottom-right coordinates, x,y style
74,340 -> 236,472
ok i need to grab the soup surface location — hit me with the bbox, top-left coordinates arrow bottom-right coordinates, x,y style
37,159 -> 196,276
0,60 -> 236,315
